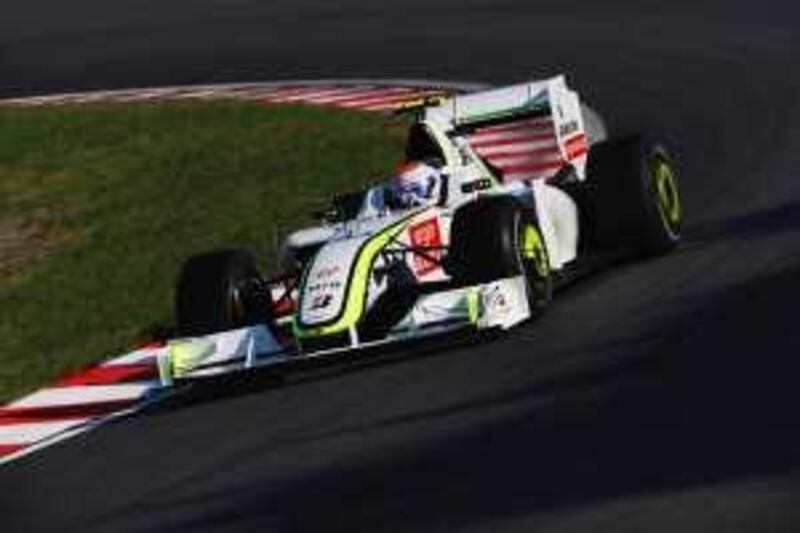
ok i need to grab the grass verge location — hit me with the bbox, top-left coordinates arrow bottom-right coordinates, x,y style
0,101 -> 408,402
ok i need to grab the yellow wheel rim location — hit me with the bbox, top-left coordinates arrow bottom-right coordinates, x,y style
521,223 -> 549,278
653,157 -> 682,231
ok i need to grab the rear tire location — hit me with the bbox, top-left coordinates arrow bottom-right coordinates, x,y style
587,135 -> 682,255
449,197 -> 552,316
175,249 -> 270,337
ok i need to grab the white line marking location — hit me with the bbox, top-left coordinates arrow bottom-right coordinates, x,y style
347,90 -> 448,110
103,347 -> 163,366
301,87 -> 415,105
0,419 -> 92,445
9,383 -> 158,409
0,79 -> 487,107
267,87 -> 367,103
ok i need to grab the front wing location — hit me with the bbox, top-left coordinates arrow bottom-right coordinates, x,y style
157,275 -> 531,385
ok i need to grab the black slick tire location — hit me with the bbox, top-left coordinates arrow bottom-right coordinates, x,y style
174,249 -> 269,337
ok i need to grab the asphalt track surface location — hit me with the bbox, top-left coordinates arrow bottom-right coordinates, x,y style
2,1 -> 800,531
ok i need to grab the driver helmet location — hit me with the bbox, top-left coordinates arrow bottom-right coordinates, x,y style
385,161 -> 440,210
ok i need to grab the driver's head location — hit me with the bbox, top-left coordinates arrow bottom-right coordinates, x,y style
385,161 -> 440,210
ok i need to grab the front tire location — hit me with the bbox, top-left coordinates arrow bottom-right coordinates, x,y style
449,198 -> 552,316
174,249 -> 270,337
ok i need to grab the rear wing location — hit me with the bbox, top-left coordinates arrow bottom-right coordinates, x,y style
424,76 -> 589,182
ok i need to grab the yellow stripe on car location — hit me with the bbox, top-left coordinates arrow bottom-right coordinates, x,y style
294,215 -> 414,338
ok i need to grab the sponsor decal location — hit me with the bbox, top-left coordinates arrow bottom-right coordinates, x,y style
310,293 -> 333,310
460,178 -> 493,194
564,133 -> 588,160
307,281 -> 342,293
409,218 -> 443,276
483,285 -> 511,317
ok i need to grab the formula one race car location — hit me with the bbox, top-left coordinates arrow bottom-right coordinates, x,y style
157,76 -> 682,383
